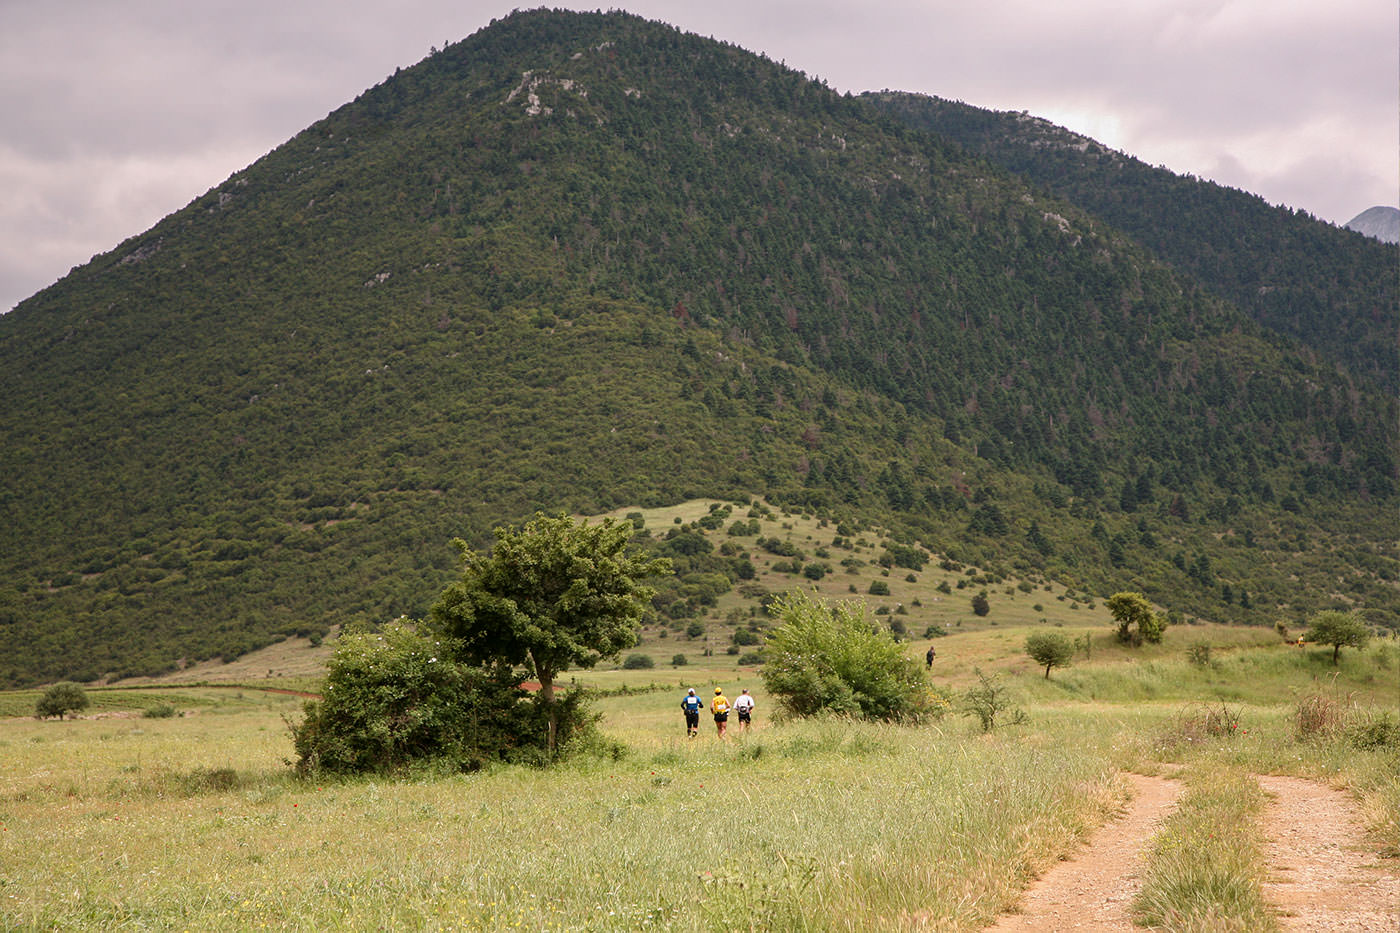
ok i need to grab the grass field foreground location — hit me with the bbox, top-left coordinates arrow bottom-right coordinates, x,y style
2,693 -> 1149,931
2,627 -> 1396,930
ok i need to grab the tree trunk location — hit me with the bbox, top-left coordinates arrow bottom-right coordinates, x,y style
528,650 -> 558,755
539,672 -> 557,755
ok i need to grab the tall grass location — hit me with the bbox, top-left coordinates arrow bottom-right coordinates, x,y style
1134,764 -> 1275,932
1,705 -> 1140,931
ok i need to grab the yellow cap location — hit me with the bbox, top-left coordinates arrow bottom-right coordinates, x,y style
715,687 -> 723,694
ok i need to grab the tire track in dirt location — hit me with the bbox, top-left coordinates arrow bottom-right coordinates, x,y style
1258,774 -> 1400,932
984,772 -> 1182,932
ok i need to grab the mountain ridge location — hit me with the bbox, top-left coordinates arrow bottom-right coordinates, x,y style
864,91 -> 1398,394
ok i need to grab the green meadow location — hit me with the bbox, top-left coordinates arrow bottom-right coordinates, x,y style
3,624 -> 1395,931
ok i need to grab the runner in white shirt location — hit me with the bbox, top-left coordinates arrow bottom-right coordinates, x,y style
733,688 -> 755,731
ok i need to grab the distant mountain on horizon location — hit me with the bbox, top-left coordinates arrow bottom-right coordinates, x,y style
1345,206 -> 1400,244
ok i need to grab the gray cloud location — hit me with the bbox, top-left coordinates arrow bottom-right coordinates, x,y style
3,0 -> 1395,312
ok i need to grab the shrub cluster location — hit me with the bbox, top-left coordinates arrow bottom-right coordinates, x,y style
1153,702 -> 1243,753
290,623 -> 593,775
962,669 -> 1024,732
35,682 -> 88,720
1293,687 -> 1398,750
760,592 -> 930,722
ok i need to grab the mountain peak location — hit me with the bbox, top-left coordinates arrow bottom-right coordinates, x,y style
1345,206 -> 1399,244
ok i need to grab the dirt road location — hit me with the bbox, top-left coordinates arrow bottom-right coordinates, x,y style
984,772 -> 1399,932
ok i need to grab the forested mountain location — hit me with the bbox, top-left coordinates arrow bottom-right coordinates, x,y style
864,92 -> 1399,393
1,10 -> 1394,686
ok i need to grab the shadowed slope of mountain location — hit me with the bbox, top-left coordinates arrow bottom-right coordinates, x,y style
0,10 -> 1393,685
865,92 -> 1399,394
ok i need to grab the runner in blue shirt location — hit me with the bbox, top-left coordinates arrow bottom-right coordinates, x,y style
681,688 -> 703,737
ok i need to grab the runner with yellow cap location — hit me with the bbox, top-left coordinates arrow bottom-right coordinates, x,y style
711,687 -> 730,739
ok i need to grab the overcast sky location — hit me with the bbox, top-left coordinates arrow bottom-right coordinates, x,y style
3,0 -> 1395,313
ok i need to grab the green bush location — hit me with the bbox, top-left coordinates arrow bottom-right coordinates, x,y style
759,591 -> 929,722
868,580 -> 890,596
1346,711 -> 1399,750
1186,642 -> 1213,667
622,653 -> 655,669
1107,591 -> 1165,645
290,621 -> 582,775
962,670 -> 1023,732
35,682 -> 89,720
1305,609 -> 1370,664
671,654 -> 688,666
142,702 -> 178,719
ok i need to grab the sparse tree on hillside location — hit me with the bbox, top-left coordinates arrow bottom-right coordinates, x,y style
432,513 -> 670,753
1106,591 -> 1165,646
35,681 -> 89,720
1305,610 -> 1370,665
1024,632 -> 1074,678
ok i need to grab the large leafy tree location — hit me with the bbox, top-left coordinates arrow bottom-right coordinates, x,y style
432,513 -> 669,751
1305,610 -> 1370,665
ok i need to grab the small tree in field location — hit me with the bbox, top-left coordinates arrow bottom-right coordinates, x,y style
761,591 -> 930,721
963,669 -> 1021,732
1107,591 -> 1165,646
432,513 -> 669,753
1305,610 -> 1370,665
35,682 -> 89,720
1024,632 -> 1074,678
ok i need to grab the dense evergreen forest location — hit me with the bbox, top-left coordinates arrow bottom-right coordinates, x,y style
0,10 -> 1394,686
865,92 -> 1399,394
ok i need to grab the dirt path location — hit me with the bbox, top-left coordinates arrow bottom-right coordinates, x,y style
983,772 -> 1399,932
985,772 -> 1183,932
1258,774 -> 1400,932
